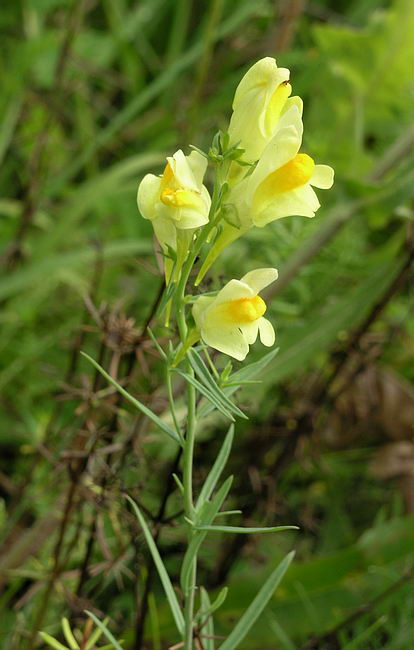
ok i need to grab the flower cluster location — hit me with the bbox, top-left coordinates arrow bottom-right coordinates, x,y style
137,57 -> 334,360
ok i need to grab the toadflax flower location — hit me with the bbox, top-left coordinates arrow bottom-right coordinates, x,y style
192,268 -> 278,361
228,57 -> 303,163
196,105 -> 334,285
137,149 -> 211,283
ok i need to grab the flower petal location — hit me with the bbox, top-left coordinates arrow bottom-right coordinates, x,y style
228,58 -> 291,161
281,95 -> 303,118
201,326 -> 249,361
213,279 -> 254,306
137,174 -> 161,221
310,164 -> 335,189
192,295 -> 215,329
239,321 -> 259,345
258,317 -> 275,346
187,150 -> 208,187
175,203 -> 209,229
168,150 -> 199,191
246,122 -> 302,205
253,183 -> 320,226
275,104 -> 303,140
151,216 -> 177,252
240,268 -> 278,294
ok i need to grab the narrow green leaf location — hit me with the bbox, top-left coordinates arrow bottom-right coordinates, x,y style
38,633 -> 68,650
228,348 -> 279,385
147,327 -> 167,360
197,586 -> 228,623
180,477 -> 233,592
172,473 -> 184,494
84,611 -> 123,650
85,617 -> 110,650
218,551 -> 295,650
62,618 -> 79,649
156,281 -> 176,319
81,352 -> 183,446
125,496 -> 184,634
215,510 -> 242,517
173,368 -> 235,422
200,588 -> 215,650
188,349 -> 247,419
194,525 -> 299,534
199,348 -> 279,418
267,616 -> 296,650
196,425 -> 234,511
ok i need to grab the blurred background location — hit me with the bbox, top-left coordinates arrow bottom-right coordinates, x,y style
1,0 -> 414,648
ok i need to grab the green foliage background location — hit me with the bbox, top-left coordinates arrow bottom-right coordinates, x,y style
1,0 -> 413,648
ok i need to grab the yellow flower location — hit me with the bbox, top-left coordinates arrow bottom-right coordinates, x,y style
137,149 -> 211,282
196,106 -> 334,285
237,105 -> 334,227
228,57 -> 303,162
192,268 -> 278,361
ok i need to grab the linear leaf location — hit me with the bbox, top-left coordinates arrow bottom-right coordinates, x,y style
81,352 -> 183,446
62,618 -> 79,649
194,525 -> 299,534
38,633 -> 68,650
180,477 -> 233,593
198,348 -> 279,418
125,496 -> 184,634
197,586 -> 228,623
228,347 -> 279,385
84,611 -> 123,650
85,617 -> 110,650
200,587 -> 215,650
196,425 -> 234,511
218,551 -> 295,650
173,368 -> 235,421
188,349 -> 247,419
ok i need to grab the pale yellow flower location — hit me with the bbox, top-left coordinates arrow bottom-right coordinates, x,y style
196,106 -> 334,285
192,268 -> 278,361
137,149 -> 211,282
228,57 -> 303,162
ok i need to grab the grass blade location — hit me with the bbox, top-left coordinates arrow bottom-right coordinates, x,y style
84,611 -> 123,650
38,633 -> 68,650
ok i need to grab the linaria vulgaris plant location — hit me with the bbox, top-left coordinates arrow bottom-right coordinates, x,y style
82,56 -> 334,650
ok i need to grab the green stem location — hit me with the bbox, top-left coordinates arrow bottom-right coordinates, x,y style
166,369 -> 182,439
182,361 -> 197,650
173,158 -> 226,649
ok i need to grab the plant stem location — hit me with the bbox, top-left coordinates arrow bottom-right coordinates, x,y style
173,160 -> 226,649
182,366 -> 197,650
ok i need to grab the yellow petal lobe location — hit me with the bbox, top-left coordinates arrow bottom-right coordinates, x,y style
226,295 -> 266,323
162,162 -> 174,183
265,81 -> 292,132
258,153 -> 315,203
